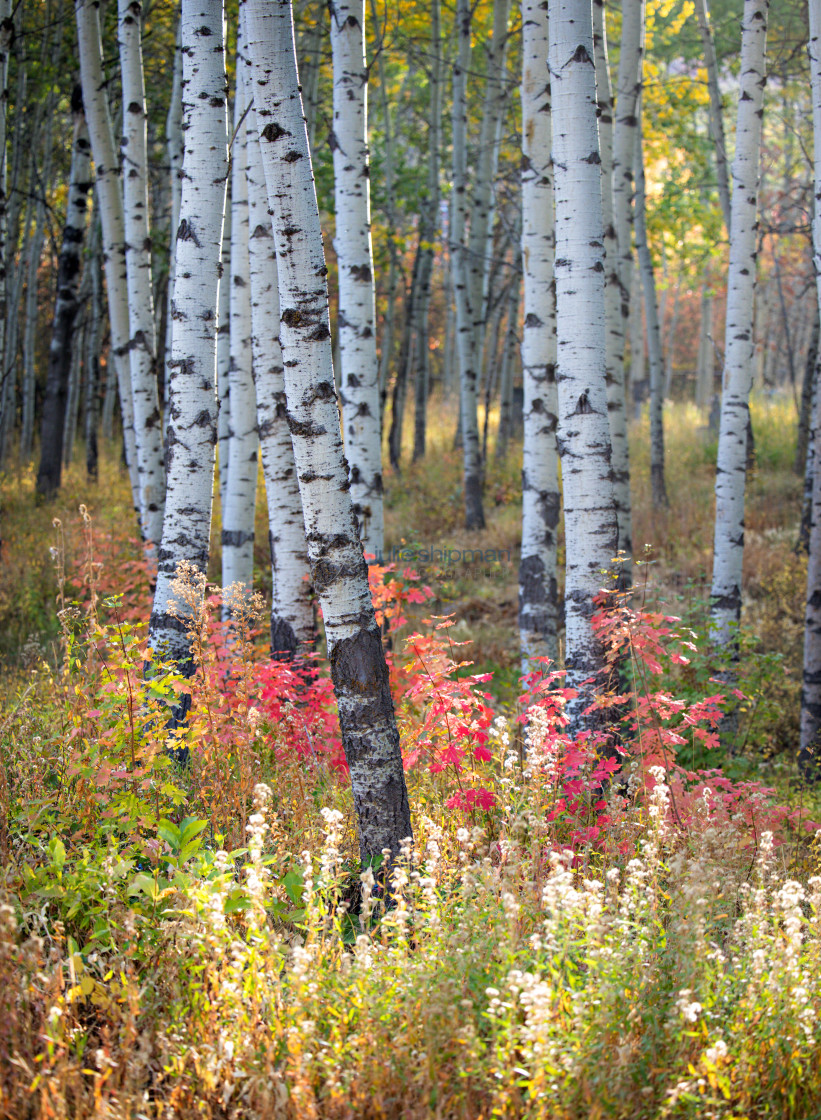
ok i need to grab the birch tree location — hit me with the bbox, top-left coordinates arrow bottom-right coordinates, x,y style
330,0 -> 384,558
164,21 -> 183,433
242,37 -> 313,656
245,0 -> 412,861
118,0 -> 165,546
800,0 -> 821,778
694,0 -> 732,233
593,0 -> 630,549
548,0 -> 618,726
450,0 -> 485,530
607,0 -> 644,568
518,0 -> 559,667
36,91 -> 92,497
149,0 -> 228,681
75,0 -> 140,517
634,116 -> 668,507
710,0 -> 768,652
221,55 -> 258,601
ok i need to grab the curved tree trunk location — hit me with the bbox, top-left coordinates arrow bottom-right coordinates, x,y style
710,0 -> 768,651
330,0 -> 384,557
149,0 -> 228,680
75,0 -> 140,517
246,0 -> 412,863
36,94 -> 93,498
548,0 -> 618,729
518,0 -> 559,669
119,0 -> 164,545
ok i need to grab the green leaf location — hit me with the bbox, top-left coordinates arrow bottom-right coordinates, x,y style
49,836 -> 66,872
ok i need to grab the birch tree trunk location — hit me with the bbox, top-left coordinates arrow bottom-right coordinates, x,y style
710,0 -> 768,651
411,0 -> 442,465
244,65 -> 314,656
75,0 -> 140,517
634,117 -> 668,507
548,0 -> 618,728
36,93 -> 93,497
217,191 -> 231,511
63,310 -> 86,466
164,21 -> 183,439
518,0 -> 559,668
607,0 -> 643,567
119,0 -> 164,545
149,0 -> 228,680
800,0 -> 821,777
663,277 -> 680,397
451,0 -> 485,529
593,0 -> 631,571
696,285 -> 714,411
694,0 -> 732,233
796,305 -> 819,475
330,0 -> 384,557
246,0 -> 412,862
467,0 -> 512,387
222,61 -> 258,601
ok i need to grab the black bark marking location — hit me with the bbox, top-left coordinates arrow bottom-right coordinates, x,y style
261,121 -> 290,142
350,263 -> 372,282
221,529 -> 255,547
570,44 -> 593,65
177,218 -> 201,246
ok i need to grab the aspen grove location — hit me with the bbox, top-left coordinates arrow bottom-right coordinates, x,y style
5,0 -> 821,1113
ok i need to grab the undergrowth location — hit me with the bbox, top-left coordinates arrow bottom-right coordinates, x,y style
1,501 -> 821,1118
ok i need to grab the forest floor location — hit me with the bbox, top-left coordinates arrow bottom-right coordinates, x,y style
1,391 -> 821,1118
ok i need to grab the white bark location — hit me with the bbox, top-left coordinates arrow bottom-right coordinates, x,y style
217,190 -> 231,511
75,0 -> 140,517
800,0 -> 821,776
634,115 -> 668,508
245,0 -> 411,861
609,0 -> 644,564
221,54 -> 258,602
119,0 -> 164,545
548,0 -> 618,727
696,283 -> 714,410
330,0 -> 383,557
149,0 -> 228,678
450,0 -> 485,529
518,0 -> 559,668
243,56 -> 313,656
164,20 -> 183,433
710,0 -> 768,648
467,0 -> 512,386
